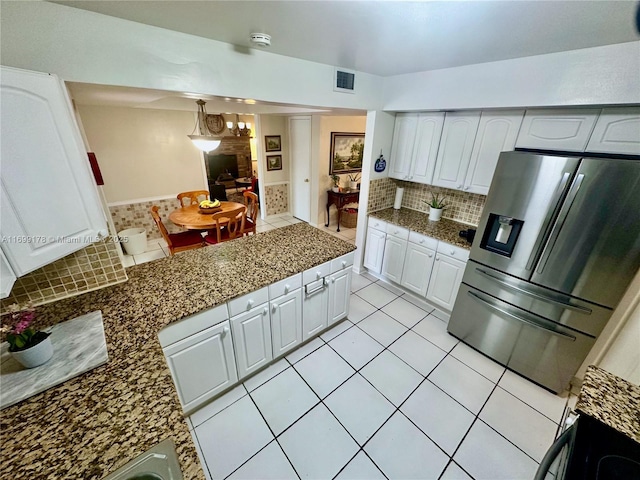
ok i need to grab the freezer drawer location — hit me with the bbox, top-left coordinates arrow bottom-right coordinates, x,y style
448,284 -> 595,393
463,260 -> 611,337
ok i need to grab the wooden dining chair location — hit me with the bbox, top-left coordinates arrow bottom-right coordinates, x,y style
242,190 -> 259,236
204,206 -> 247,245
150,206 -> 205,255
177,190 -> 210,207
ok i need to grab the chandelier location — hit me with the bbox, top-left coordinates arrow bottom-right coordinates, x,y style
226,114 -> 252,137
187,100 -> 221,152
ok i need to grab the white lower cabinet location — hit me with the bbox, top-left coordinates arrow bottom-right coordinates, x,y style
401,242 -> 436,297
270,289 -> 303,358
381,234 -> 408,283
426,253 -> 467,311
231,304 -> 273,380
363,224 -> 386,273
162,320 -> 237,415
302,277 -> 329,340
328,267 -> 352,326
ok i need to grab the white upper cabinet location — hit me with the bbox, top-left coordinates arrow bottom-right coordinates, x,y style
464,110 -> 524,195
0,250 -> 17,299
515,109 -> 600,152
432,112 -> 481,190
0,66 -> 107,276
389,113 -> 444,183
586,108 -> 640,155
389,114 -> 418,180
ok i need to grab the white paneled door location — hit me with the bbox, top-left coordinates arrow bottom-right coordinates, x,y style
289,116 -> 312,222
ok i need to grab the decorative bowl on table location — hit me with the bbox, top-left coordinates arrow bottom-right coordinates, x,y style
198,199 -> 221,214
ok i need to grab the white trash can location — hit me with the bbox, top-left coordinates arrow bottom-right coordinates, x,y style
118,228 -> 147,255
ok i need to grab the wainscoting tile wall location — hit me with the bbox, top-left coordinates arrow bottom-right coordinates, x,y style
265,184 -> 289,216
368,178 -> 486,226
1,239 -> 127,310
110,198 -> 182,241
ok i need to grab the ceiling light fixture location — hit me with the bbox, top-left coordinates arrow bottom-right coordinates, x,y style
187,99 -> 221,152
227,114 -> 252,137
249,33 -> 271,47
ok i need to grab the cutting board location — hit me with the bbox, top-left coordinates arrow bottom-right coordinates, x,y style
0,311 -> 108,409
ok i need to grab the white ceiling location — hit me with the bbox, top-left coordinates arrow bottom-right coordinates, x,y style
52,0 -> 640,77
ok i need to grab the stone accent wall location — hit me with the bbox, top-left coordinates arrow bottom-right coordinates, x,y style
1,239 -> 127,309
110,197 -> 183,241
368,178 -> 486,226
206,136 -> 252,179
264,183 -> 289,215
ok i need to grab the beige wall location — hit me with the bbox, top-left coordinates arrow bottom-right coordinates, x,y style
77,105 -> 207,203
260,115 -> 289,185
317,116 -> 367,225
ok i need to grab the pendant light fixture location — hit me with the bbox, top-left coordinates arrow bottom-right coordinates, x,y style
188,99 -> 221,152
226,114 -> 252,137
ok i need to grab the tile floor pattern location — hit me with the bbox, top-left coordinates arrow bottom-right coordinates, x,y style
188,273 -> 575,480
121,213 -> 355,268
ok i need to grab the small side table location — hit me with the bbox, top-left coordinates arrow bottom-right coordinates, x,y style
326,189 -> 360,232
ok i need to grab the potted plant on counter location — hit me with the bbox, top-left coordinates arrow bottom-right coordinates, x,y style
1,305 -> 53,368
425,193 -> 447,221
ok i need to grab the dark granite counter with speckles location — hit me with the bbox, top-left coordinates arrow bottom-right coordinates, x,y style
0,223 -> 355,479
576,365 -> 640,443
369,208 -> 473,250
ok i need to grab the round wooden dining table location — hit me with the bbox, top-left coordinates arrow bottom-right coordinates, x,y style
169,201 -> 245,230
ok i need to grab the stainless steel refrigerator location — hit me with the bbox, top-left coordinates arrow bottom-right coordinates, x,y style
448,151 -> 640,393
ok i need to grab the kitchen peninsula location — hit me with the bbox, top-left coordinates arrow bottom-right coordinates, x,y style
0,223 -> 355,479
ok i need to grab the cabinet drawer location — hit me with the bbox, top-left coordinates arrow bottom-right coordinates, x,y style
409,231 -> 438,250
436,242 -> 470,262
303,260 -> 331,285
386,224 -> 409,240
228,287 -> 269,317
368,218 -> 387,232
269,273 -> 302,299
331,251 -> 355,273
158,303 -> 229,347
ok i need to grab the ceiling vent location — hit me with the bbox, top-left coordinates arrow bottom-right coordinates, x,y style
249,33 -> 271,47
334,68 -> 356,94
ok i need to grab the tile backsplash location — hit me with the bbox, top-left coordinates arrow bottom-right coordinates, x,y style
1,238 -> 127,310
368,178 -> 486,226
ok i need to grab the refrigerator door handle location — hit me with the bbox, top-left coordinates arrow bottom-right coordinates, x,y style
467,291 -> 577,341
475,268 -> 592,314
537,174 -> 585,275
525,172 -> 573,271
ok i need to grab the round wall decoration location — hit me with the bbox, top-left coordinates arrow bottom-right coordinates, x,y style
205,114 -> 226,135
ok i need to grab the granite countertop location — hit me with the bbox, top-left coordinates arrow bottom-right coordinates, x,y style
369,208 -> 475,250
576,365 -> 640,443
0,223 -> 355,479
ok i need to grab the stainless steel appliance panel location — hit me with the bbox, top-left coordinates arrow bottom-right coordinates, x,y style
449,284 -> 596,393
470,152 -> 580,280
531,158 -> 640,308
463,260 -> 612,337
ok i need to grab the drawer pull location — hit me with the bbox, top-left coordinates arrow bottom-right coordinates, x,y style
316,271 -> 322,279
247,299 -> 254,308
428,253 -> 433,258
223,327 -> 229,336
419,239 -> 425,244
341,261 -> 346,268
450,249 -> 455,255
263,307 -> 268,316
284,284 -> 290,293
272,304 -> 277,313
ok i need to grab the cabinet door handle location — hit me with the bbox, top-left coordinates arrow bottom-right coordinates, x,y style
284,284 -> 290,293
464,186 -> 470,191
263,307 -> 268,316
394,229 -> 399,234
316,271 -> 322,279
223,327 -> 229,335
341,261 -> 346,268
272,304 -> 277,313
247,299 -> 254,308
457,184 -> 463,189
436,256 -> 440,261
419,239 -> 425,244
428,253 -> 433,258
331,278 -> 336,284
409,176 -> 413,179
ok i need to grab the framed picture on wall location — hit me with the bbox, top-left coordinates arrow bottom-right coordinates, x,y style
329,132 -> 364,175
266,154 -> 282,171
265,135 -> 281,152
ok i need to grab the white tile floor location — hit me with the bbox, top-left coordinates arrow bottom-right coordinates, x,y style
121,213 -> 355,268
188,273 -> 575,480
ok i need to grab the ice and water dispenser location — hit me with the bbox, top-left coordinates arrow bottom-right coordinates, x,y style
480,213 -> 524,257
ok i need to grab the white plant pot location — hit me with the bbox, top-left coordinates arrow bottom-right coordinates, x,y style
349,181 -> 358,190
10,337 -> 54,368
429,207 -> 443,221
332,186 -> 340,193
